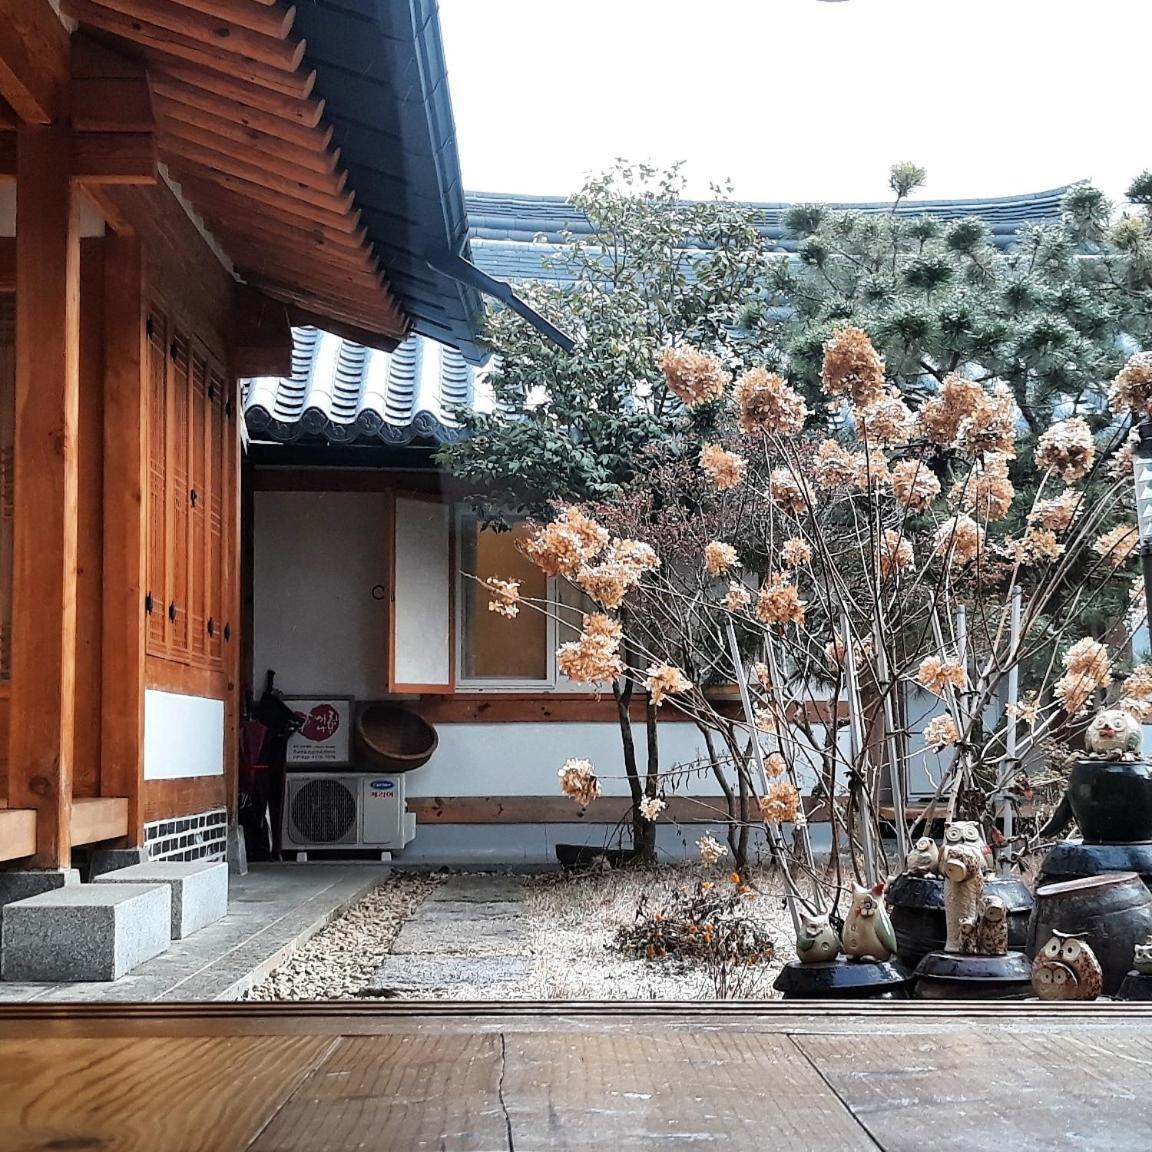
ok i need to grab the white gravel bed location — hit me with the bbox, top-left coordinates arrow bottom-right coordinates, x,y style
519,867 -> 796,1000
244,873 -> 440,1001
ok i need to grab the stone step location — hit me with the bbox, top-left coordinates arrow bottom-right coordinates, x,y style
2,883 -> 171,982
94,861 -> 228,940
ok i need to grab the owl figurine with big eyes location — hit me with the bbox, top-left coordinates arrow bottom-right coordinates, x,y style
1084,708 -> 1143,758
904,836 -> 940,876
841,882 -> 897,963
795,911 -> 841,965
1031,931 -> 1103,1000
943,820 -> 994,873
1133,938 -> 1152,976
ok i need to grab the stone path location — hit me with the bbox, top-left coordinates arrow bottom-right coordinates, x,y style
366,874 -> 533,998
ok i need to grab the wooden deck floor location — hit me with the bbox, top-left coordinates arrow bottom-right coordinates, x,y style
0,1001 -> 1148,1151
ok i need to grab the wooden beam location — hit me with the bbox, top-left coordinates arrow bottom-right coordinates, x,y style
100,233 -> 146,845
0,807 -> 36,862
8,123 -> 80,869
150,72 -> 330,148
0,235 -> 14,290
62,1 -> 315,99
159,0 -> 296,40
240,274 -> 405,338
73,132 -> 158,185
71,34 -> 155,133
71,796 -> 128,844
0,0 -> 69,124
74,0 -> 305,73
283,307 -> 404,355
230,285 -> 293,378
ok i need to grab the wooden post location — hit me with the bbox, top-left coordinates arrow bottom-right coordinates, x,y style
8,123 -> 80,868
99,232 -> 145,843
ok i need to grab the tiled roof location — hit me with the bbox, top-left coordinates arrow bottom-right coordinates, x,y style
243,328 -> 475,446
466,186 -> 1073,283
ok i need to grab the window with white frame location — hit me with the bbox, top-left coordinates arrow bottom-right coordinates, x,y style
458,516 -> 555,687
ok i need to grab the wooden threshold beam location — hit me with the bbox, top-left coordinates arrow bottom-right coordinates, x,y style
72,796 -> 129,845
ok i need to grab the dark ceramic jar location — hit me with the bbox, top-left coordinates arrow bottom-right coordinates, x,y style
1068,758 -> 1152,844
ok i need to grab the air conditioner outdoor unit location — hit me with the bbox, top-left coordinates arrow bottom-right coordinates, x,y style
282,773 -> 417,852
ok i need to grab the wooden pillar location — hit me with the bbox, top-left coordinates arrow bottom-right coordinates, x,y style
99,232 -> 145,844
8,123 -> 80,868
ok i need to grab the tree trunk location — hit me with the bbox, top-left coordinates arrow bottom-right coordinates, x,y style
613,677 -> 650,860
637,693 -> 659,863
701,721 -> 746,871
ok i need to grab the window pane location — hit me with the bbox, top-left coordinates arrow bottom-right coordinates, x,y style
461,520 -> 548,681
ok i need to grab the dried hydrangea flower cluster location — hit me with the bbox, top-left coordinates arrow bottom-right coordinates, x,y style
558,757 -> 600,806
768,467 -> 810,515
933,513 -> 986,565
917,374 -> 985,447
696,834 -> 729,865
699,443 -> 746,490
555,612 -> 625,685
1003,526 -> 1064,563
1035,418 -> 1096,483
523,506 -> 609,578
645,663 -> 692,706
917,655 -> 968,695
856,393 -> 913,445
822,325 -> 887,409
953,382 -> 1017,459
755,572 -> 807,628
733,367 -> 809,436
1006,693 -> 1039,726
658,346 -> 727,406
824,634 -> 872,668
1109,351 -> 1152,417
1093,523 -> 1138,569
759,779 -> 801,824
1029,489 -> 1082,533
1054,637 -> 1112,715
923,715 -> 960,749
638,796 -> 666,821
878,529 -> 914,578
723,581 -> 753,612
955,454 -> 1014,521
704,540 -> 739,576
576,538 -> 660,609
1118,665 -> 1152,720
484,577 -> 521,618
890,458 -> 941,511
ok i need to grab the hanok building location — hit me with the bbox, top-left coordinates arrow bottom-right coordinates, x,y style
0,0 -> 503,889
244,187 -> 1071,866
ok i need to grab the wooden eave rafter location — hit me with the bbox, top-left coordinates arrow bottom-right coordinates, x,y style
54,0 -> 408,345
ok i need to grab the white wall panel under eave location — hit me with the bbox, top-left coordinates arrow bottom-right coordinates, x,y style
392,496 -> 451,689
144,689 -> 225,780
253,491 -> 391,699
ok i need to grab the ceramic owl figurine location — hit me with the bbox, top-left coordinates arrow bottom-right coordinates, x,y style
841,882 -> 897,963
957,895 -> 1008,957
1085,708 -> 1143,757
904,836 -> 940,876
943,820 -> 994,873
1133,936 -> 1152,976
1031,931 -> 1103,1000
795,911 -> 841,965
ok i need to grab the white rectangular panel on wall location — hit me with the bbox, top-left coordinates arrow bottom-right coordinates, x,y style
392,495 -> 452,691
144,689 -> 225,780
253,491 -> 391,699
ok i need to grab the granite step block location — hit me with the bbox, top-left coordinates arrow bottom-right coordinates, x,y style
2,883 -> 171,982
94,861 -> 228,940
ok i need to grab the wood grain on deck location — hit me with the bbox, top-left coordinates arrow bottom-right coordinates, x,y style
0,1003 -> 1148,1151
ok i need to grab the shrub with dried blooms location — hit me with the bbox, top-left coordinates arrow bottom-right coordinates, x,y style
821,325 -> 887,409
1006,694 -> 1040,726
639,796 -> 666,821
768,467 -> 810,515
1029,489 -> 1082,533
733,367 -> 809,436
523,506 -> 608,577
764,752 -> 787,777
953,382 -> 1017,459
755,572 -> 807,628
753,705 -> 778,734
917,655 -> 968,695
555,613 -> 623,684
575,538 -> 660,609
879,529 -> 915,578
558,757 -> 600,806
1118,665 -> 1152,720
917,374 -> 985,447
704,540 -> 739,576
781,538 -> 812,567
824,634 -> 872,667
847,449 -> 890,491
759,779 -> 801,824
890,458 -> 942,511
696,834 -> 728,865
813,439 -> 857,489
699,443 -> 746,490
723,581 -> 752,612
1062,636 -> 1112,687
933,513 -> 985,565
1093,524 -> 1138,569
645,663 -> 692,706
955,454 -> 1015,522
1035,418 -> 1097,483
856,393 -> 913,445
923,715 -> 960,749
1003,527 -> 1065,563
1109,350 -> 1152,417
657,346 -> 727,406
1054,673 -> 1095,715
485,577 -> 521,618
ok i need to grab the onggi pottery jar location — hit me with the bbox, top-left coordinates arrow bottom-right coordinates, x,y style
773,957 -> 912,1000
1068,758 -> 1152,844
1027,872 -> 1152,996
886,873 -> 1033,969
911,951 -> 1033,1001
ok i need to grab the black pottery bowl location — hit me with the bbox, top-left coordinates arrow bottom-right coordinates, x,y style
1039,841 -> 1152,890
912,950 -> 1033,1000
1068,758 -> 1152,844
773,957 -> 912,1000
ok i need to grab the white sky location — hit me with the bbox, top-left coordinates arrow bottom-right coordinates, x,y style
440,0 -> 1147,206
